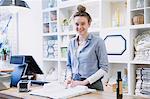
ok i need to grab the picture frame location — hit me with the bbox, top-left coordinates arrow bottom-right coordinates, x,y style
0,12 -> 18,57
104,35 -> 126,55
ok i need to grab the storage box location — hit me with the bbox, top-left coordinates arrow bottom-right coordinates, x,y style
0,74 -> 11,91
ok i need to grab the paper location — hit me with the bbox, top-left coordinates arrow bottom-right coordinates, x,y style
29,82 -> 96,99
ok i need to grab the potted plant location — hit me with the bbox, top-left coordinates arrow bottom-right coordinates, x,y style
0,39 -> 10,61
62,18 -> 72,32
62,18 -> 70,26
0,47 -> 10,60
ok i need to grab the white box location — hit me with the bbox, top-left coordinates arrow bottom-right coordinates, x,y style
0,74 -> 11,91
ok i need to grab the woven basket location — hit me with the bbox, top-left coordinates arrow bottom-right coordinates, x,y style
132,14 -> 144,25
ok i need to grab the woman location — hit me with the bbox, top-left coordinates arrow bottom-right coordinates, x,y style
65,5 -> 108,91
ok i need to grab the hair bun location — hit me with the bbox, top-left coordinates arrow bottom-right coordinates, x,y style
77,5 -> 86,12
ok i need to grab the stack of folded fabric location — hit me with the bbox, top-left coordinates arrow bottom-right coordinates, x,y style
140,68 -> 150,95
134,30 -> 150,61
135,67 -> 150,96
135,68 -> 142,95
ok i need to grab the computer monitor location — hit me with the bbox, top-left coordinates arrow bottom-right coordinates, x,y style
10,55 -> 44,86
10,55 -> 25,64
10,55 -> 43,76
24,55 -> 43,75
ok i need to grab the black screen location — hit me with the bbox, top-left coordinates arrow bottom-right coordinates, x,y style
20,83 -> 27,88
10,55 -> 43,75
24,56 -> 43,75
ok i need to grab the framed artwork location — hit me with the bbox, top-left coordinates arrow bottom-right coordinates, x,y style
0,12 -> 18,59
104,35 -> 126,55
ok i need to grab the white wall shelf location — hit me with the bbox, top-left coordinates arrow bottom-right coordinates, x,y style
130,60 -> 150,65
42,33 -> 59,36
130,24 -> 150,29
59,31 -> 76,35
43,58 -> 58,61
109,60 -> 129,64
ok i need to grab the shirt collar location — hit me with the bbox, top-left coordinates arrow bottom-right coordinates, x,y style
74,33 -> 92,41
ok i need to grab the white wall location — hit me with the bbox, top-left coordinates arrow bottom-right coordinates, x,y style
18,0 -> 43,67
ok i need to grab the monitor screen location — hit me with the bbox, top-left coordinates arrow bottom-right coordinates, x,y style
10,56 -> 25,64
24,56 -> 43,75
10,55 -> 43,76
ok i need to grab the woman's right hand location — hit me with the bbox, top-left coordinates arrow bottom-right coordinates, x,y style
64,76 -> 72,88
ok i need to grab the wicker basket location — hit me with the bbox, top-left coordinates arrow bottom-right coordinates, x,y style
132,14 -> 144,25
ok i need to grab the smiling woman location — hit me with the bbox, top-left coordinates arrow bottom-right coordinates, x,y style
65,5 -> 108,91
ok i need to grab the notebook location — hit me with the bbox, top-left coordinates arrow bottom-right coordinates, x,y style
29,82 -> 96,98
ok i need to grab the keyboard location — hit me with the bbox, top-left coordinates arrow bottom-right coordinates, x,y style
30,80 -> 49,85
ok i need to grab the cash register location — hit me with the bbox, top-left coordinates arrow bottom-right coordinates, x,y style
10,55 -> 46,89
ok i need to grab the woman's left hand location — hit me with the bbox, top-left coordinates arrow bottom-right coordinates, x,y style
69,80 -> 89,87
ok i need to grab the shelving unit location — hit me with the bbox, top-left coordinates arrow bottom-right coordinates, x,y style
128,0 -> 150,96
42,0 -> 150,97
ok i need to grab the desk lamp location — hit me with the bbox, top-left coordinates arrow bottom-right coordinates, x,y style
0,0 -> 30,9
0,0 -> 30,14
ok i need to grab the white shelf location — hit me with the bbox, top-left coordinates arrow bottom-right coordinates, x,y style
43,58 -> 58,61
134,94 -> 150,98
43,33 -> 58,36
58,0 -> 78,8
59,31 -> 76,35
104,0 -> 126,2
101,26 -> 127,31
78,0 -> 99,4
130,8 -> 144,11
60,58 -> 67,62
145,7 -> 150,9
43,7 -> 58,12
130,24 -> 150,29
109,60 -> 128,64
130,60 -> 150,65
